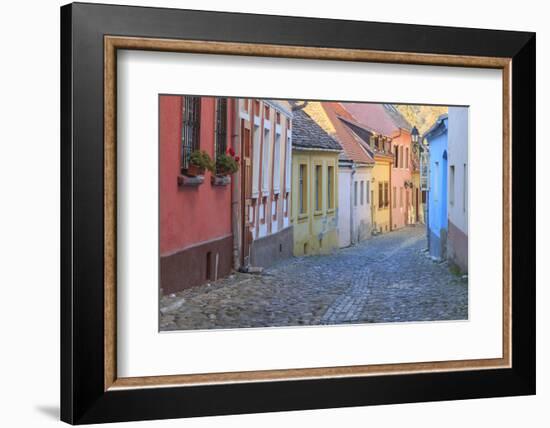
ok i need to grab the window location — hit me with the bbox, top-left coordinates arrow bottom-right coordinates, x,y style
242,124 -> 251,198
400,187 -> 403,207
378,183 -> 383,208
242,98 -> 249,112
366,181 -> 370,204
399,146 -> 404,168
285,130 -> 292,192
315,165 -> 322,211
463,163 -> 468,213
181,96 -> 201,171
394,145 -> 399,168
252,125 -> 260,197
215,98 -> 227,165
261,197 -> 267,223
354,181 -> 358,207
299,164 -> 307,214
405,147 -> 409,169
284,192 -> 290,217
262,127 -> 271,192
328,166 -> 334,209
272,196 -> 278,221
273,133 -> 281,193
360,181 -> 364,205
393,186 -> 397,208
449,165 -> 455,205
384,182 -> 389,207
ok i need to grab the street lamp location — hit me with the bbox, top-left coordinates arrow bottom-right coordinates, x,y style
411,126 -> 420,154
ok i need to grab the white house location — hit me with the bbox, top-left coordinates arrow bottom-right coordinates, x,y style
447,106 -> 469,273
239,99 -> 294,270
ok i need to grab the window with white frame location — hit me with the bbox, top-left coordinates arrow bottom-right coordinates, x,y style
252,125 -> 260,197
273,132 -> 281,194
262,127 -> 271,193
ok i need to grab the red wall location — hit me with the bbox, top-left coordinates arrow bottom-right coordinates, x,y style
159,96 -> 233,256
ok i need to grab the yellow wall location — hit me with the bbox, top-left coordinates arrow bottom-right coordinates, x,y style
291,149 -> 339,256
371,157 -> 392,233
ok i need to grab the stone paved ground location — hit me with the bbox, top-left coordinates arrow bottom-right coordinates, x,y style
160,225 -> 468,331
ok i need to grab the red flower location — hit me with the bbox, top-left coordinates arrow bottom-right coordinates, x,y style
234,156 -> 240,162
227,147 -> 235,156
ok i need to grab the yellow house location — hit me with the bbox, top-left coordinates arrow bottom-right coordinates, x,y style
371,150 -> 393,233
290,104 -> 342,256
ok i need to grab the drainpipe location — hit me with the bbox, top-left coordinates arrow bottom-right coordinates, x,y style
231,98 -> 242,270
350,163 -> 356,245
388,157 -> 392,232
420,142 -> 430,251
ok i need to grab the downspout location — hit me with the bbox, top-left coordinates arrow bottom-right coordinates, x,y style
231,98 -> 242,270
389,133 -> 398,231
388,157 -> 392,232
350,163 -> 356,245
420,141 -> 430,250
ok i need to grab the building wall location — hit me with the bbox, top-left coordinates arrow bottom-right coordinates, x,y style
447,106 -> 469,273
352,165 -> 373,243
159,95 -> 234,293
371,157 -> 392,233
337,164 -> 372,247
239,99 -> 293,268
292,149 -> 339,256
390,131 -> 413,230
427,119 -> 449,259
338,167 -> 352,247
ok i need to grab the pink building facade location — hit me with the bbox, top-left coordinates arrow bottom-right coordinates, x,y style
159,95 -> 235,294
389,127 -> 413,230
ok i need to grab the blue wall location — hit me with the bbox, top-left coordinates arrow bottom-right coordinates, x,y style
427,117 -> 448,259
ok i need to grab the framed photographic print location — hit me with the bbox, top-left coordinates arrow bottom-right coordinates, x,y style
61,2 -> 536,424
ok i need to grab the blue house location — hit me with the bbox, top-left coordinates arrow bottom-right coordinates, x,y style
424,114 -> 448,260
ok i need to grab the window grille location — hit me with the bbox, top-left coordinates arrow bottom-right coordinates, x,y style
181,96 -> 201,171
215,98 -> 227,161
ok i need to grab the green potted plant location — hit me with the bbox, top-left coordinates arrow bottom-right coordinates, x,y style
215,148 -> 240,176
187,150 -> 214,177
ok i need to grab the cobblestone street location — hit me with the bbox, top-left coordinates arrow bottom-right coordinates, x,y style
160,225 -> 468,331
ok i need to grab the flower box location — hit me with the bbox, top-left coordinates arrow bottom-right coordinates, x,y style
211,175 -> 231,186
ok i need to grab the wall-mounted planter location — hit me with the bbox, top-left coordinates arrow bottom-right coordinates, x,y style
211,175 -> 231,186
178,175 -> 204,187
